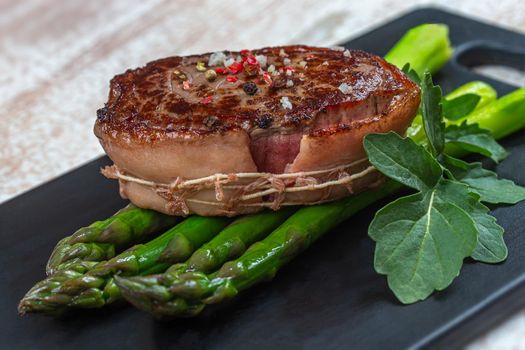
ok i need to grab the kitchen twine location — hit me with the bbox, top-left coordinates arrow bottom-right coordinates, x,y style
101,157 -> 377,215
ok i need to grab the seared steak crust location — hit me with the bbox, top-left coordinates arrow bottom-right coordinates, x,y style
94,45 -> 420,216
96,46 -> 415,142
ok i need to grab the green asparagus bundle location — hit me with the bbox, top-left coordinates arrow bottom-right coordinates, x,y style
117,87 -> 525,317
47,204 -> 178,275
18,209 -> 296,315
18,216 -> 231,315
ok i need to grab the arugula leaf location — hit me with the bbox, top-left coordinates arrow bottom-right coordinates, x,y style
442,94 -> 481,120
364,128 -> 513,302
364,132 -> 441,191
401,63 -> 421,84
369,179 -> 477,304
364,133 -> 481,303
445,122 -> 508,162
443,155 -> 525,204
431,172 -> 508,263
470,202 -> 507,263
364,71 -> 521,303
421,72 -> 445,156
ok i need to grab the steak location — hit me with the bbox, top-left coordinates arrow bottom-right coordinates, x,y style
94,45 -> 420,216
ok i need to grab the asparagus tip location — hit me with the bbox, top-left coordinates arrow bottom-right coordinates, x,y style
114,275 -> 155,313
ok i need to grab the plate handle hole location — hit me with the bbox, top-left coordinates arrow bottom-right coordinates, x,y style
456,43 -> 525,87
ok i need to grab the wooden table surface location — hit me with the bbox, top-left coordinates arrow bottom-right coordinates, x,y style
1,0 -> 524,348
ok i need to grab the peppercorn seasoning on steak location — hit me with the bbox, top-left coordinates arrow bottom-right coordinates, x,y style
94,45 -> 420,216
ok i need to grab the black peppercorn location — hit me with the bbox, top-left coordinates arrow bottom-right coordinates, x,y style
96,106 -> 108,121
256,115 -> 273,129
243,81 -> 258,95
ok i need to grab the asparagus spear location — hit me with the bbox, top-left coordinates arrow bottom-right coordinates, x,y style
461,88 -> 525,139
445,81 -> 497,107
18,216 -> 231,315
47,204 -> 178,275
174,208 -> 297,273
384,23 -> 453,76
116,88 -> 525,317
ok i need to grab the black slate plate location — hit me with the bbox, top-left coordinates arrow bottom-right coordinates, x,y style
2,7 -> 525,350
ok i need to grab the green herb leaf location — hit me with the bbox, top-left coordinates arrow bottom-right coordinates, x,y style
469,202 -> 507,263
364,132 -> 442,191
421,72 -> 445,156
365,129 -> 512,302
366,72 -> 520,303
443,155 -> 525,204
369,179 -> 477,304
430,171 -> 508,263
401,63 -> 421,84
445,122 -> 508,162
442,93 -> 481,120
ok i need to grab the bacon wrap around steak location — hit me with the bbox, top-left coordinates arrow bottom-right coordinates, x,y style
94,45 -> 420,216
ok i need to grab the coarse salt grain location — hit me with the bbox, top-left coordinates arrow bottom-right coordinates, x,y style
343,49 -> 351,57
256,55 -> 267,67
338,83 -> 353,94
267,64 -> 276,73
283,58 -> 291,65
322,61 -> 329,66
299,61 -> 307,69
223,57 -> 235,67
286,70 -> 292,76
208,52 -> 226,66
279,48 -> 287,57
280,96 -> 293,110
242,120 -> 251,130
331,46 -> 345,51
286,79 -> 294,87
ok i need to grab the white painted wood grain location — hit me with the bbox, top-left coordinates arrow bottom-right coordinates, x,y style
1,0 -> 524,348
